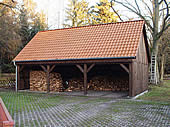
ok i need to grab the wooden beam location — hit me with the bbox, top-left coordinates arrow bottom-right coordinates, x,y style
84,64 -> 87,95
40,65 -> 47,72
49,65 -> 56,72
120,64 -> 129,73
76,64 -> 84,73
87,64 -> 95,73
16,59 -> 132,65
46,65 -> 50,93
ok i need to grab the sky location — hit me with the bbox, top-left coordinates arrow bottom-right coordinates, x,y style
33,0 -> 101,29
29,0 -> 141,29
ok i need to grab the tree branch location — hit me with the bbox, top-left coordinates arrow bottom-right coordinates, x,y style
134,0 -> 141,14
160,6 -> 170,11
140,0 -> 153,17
159,0 -> 164,4
157,0 -> 169,39
110,0 -> 124,22
0,2 -> 14,8
113,0 -> 154,31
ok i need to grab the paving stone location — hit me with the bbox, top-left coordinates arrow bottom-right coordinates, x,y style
0,90 -> 169,127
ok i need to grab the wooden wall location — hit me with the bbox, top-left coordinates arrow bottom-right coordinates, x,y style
131,33 -> 148,96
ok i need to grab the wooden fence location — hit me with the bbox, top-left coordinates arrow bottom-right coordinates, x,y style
0,78 -> 15,89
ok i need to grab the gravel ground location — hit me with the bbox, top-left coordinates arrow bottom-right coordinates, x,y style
0,90 -> 169,127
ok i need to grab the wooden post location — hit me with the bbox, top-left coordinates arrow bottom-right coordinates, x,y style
46,65 -> 50,93
17,65 -> 20,90
41,65 -> 56,93
129,62 -> 136,97
129,63 -> 132,97
84,64 -> 87,95
76,64 -> 95,95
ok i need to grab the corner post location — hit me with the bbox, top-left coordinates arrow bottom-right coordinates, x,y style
17,65 -> 20,91
129,62 -> 135,97
15,65 -> 18,92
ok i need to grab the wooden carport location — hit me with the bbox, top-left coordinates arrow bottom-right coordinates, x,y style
13,20 -> 150,97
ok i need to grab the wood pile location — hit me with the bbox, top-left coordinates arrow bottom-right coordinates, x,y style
88,76 -> 129,91
64,76 -> 128,92
65,78 -> 84,91
30,71 -> 63,92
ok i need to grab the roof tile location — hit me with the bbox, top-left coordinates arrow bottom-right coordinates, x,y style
14,20 -> 144,62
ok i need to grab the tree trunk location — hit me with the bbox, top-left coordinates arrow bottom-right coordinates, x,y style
150,0 -> 160,84
150,39 -> 159,84
160,54 -> 165,81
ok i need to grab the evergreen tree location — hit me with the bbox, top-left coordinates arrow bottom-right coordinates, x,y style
0,0 -> 48,73
90,0 -> 118,24
64,0 -> 90,27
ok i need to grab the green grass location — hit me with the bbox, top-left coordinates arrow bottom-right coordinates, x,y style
79,97 -> 111,104
0,91 -> 64,112
138,80 -> 170,104
0,89 -> 169,126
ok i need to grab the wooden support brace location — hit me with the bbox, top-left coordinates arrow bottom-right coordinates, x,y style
40,65 -> 47,72
49,65 -> 56,72
76,64 -> 95,74
87,64 -> 95,73
76,63 -> 95,95
40,65 -> 55,93
76,64 -> 84,73
20,65 -> 24,72
120,64 -> 129,73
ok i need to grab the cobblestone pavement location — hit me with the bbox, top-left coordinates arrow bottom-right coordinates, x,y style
0,91 -> 169,127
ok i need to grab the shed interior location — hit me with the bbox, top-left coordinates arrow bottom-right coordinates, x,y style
19,64 -> 129,94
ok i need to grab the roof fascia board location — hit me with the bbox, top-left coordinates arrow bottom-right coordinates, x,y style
13,56 -> 136,63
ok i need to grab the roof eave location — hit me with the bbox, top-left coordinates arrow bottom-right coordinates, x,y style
13,56 -> 136,63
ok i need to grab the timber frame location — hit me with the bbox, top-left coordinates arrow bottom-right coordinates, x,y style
40,65 -> 56,93
76,64 -> 95,95
15,59 -> 141,97
14,22 -> 149,97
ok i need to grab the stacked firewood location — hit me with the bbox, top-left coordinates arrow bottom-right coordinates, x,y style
88,76 -> 128,91
64,76 -> 128,92
30,71 -> 63,92
65,78 -> 84,91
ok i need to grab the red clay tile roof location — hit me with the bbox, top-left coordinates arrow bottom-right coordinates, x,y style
13,20 -> 145,62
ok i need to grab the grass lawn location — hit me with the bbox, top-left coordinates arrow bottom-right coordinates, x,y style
138,80 -> 170,104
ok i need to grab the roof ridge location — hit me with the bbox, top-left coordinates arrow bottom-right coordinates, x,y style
40,20 -> 144,33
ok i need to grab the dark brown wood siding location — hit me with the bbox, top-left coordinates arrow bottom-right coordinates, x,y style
132,32 -> 148,96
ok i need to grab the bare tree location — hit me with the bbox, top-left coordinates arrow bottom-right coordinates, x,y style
158,27 -> 170,81
111,0 -> 169,84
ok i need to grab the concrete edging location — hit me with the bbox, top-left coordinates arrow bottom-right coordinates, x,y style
131,90 -> 148,99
